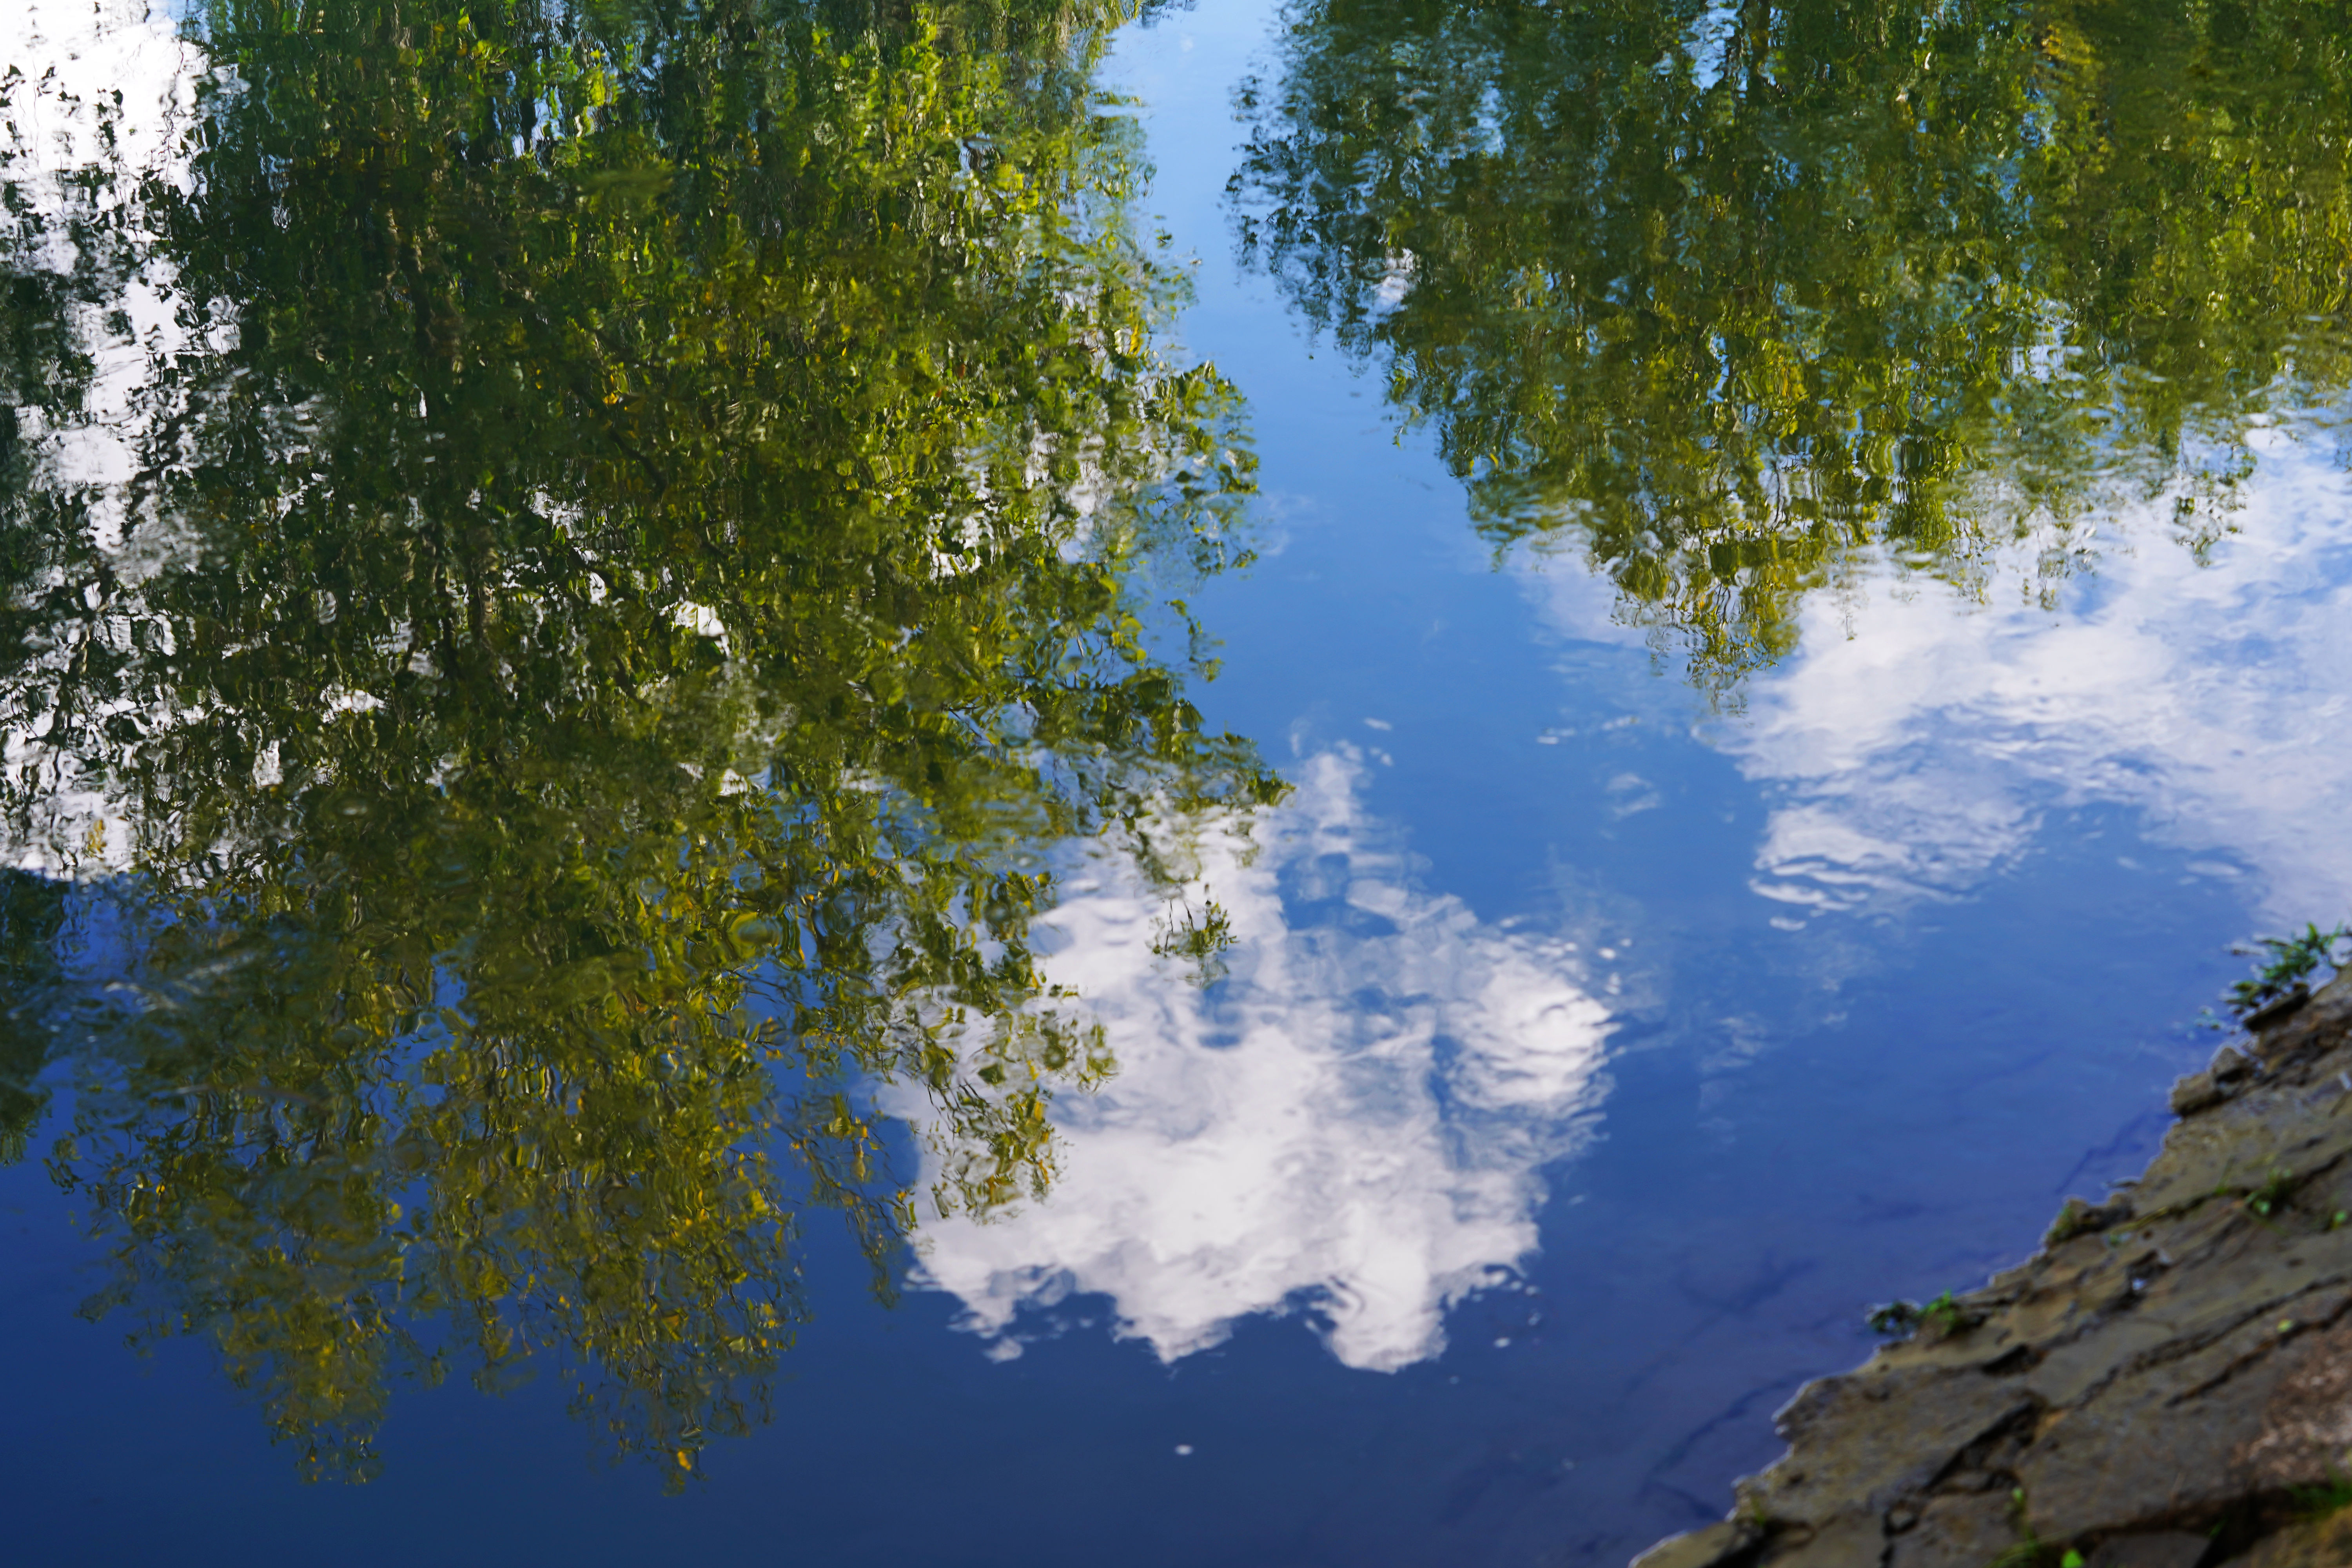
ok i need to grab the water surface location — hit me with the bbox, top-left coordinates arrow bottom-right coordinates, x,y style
6,0 -> 2352,1560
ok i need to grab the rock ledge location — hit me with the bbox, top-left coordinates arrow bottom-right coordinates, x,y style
1635,971 -> 2352,1568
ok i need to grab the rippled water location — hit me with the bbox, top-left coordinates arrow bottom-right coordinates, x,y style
6,0 -> 2352,1561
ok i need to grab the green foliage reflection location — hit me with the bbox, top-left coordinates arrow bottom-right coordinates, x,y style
0,0 -> 1276,1484
1231,0 -> 2352,686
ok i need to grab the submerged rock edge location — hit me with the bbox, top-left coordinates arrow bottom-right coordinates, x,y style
1631,969 -> 2352,1568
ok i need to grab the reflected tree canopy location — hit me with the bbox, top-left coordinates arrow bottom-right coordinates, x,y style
0,0 -> 1276,1483
1231,0 -> 2352,683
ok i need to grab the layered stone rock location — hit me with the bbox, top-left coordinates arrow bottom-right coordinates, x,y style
1633,971 -> 2352,1567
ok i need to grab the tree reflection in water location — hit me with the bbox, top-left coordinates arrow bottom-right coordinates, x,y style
0,0 -> 1277,1485
1230,0 -> 2352,688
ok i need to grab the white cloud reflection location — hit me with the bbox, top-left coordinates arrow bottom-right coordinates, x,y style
4,0 -> 194,186
893,749 -> 1613,1372
1734,433 -> 2352,925
1533,424 -> 2352,927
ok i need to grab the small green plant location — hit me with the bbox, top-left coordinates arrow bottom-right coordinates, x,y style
2044,1197 -> 2125,1246
1867,1299 -> 1921,1334
1989,1528 -> 2046,1566
2248,1167 -> 2298,1218
2291,1474 -> 2352,1519
1151,893 -> 1238,987
1987,1489 -> 2076,1568
2228,923 -> 2350,1018
1868,1290 -> 1973,1338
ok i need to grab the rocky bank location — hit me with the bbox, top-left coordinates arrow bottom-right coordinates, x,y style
1634,968 -> 2352,1568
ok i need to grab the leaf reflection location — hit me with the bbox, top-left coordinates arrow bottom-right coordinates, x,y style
0,0 -> 1277,1485
1230,0 -> 2352,689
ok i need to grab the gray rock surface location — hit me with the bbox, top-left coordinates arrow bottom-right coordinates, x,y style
1632,970 -> 2352,1567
